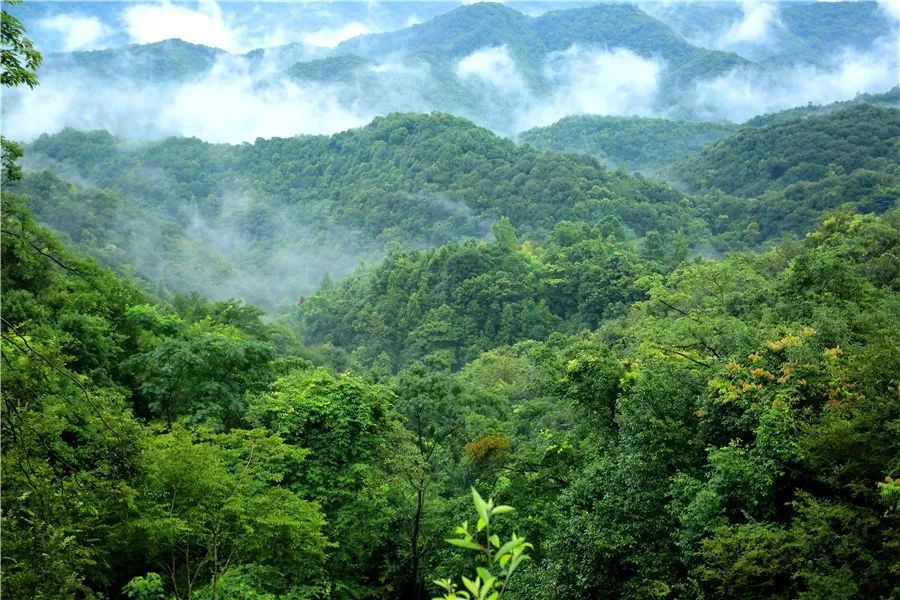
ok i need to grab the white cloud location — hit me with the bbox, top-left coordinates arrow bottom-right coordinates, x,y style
456,45 -> 527,92
517,46 -> 662,128
156,58 -> 369,141
876,0 -> 900,20
301,22 -> 371,49
689,39 -> 899,122
2,55 -> 373,143
40,14 -> 110,52
122,0 -> 241,51
720,0 -> 779,45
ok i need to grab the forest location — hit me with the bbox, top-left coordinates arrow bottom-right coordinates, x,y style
2,1 -> 899,599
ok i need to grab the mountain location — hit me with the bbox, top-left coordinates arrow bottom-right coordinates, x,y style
530,3 -> 748,90
669,104 -> 900,197
647,0 -> 897,65
743,87 -> 900,127
40,38 -> 228,81
18,113 -> 695,306
517,115 -> 737,173
331,2 -> 749,97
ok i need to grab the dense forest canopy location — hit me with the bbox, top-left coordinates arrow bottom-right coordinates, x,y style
2,2 -> 899,599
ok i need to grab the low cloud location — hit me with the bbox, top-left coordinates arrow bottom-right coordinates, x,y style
3,55 -> 374,143
39,14 -> 111,52
456,45 -> 527,92
453,44 -> 663,131
302,22 -> 373,49
876,0 -> 900,20
516,46 -> 663,129
688,38 -> 899,122
122,0 -> 243,51
156,58 -> 370,142
719,0 -> 779,46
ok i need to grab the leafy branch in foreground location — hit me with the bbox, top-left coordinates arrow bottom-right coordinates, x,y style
433,488 -> 532,600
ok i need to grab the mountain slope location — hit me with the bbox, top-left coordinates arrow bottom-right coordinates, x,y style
670,104 -> 900,196
41,38 -> 227,81
518,115 -> 737,172
19,113 -> 694,305
333,2 -> 748,93
532,3 -> 747,90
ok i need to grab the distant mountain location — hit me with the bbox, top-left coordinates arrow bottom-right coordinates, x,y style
517,115 -> 737,172
531,3 -> 748,91
41,39 -> 227,81
743,87 -> 900,127
516,88 -> 900,173
9,2 -> 896,142
332,2 -> 748,96
647,0 -> 897,65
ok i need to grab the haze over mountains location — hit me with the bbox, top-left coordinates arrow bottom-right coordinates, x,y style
3,1 -> 898,141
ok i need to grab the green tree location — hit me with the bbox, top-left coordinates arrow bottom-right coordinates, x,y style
1,0 -> 41,88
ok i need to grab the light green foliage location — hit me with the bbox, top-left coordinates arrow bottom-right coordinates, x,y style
249,368 -> 418,596
128,426 -> 327,598
302,220 -> 650,370
1,0 -> 41,88
433,489 -> 532,600
123,326 -> 275,428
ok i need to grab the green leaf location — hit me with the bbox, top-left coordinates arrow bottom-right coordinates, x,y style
462,576 -> 480,596
447,537 -> 485,551
472,487 -> 489,527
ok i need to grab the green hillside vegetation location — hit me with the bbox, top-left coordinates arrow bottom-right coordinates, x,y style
19,113 -> 702,305
518,114 -> 737,172
743,87 -> 899,127
670,104 -> 900,197
25,113 -> 691,239
300,217 -> 665,370
19,105 -> 899,309
286,54 -> 374,82
531,3 -> 747,91
5,182 -> 898,597
42,38 -> 227,81
650,0 -> 896,65
777,0 -> 898,64
4,9 -> 900,599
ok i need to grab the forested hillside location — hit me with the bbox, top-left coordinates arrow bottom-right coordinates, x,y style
3,2 -> 899,599
649,0 -> 896,64
670,104 -> 900,197
518,115 -> 737,172
6,182 -> 899,598
18,113 -> 697,305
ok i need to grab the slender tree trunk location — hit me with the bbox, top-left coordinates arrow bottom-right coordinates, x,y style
411,478 -> 425,600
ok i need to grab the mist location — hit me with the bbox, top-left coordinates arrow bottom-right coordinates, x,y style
685,36 -> 900,122
5,0 -> 897,144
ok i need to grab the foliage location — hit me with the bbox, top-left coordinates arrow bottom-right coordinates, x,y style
519,114 -> 736,173
671,105 -> 900,197
1,0 -> 41,88
433,489 -> 532,600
